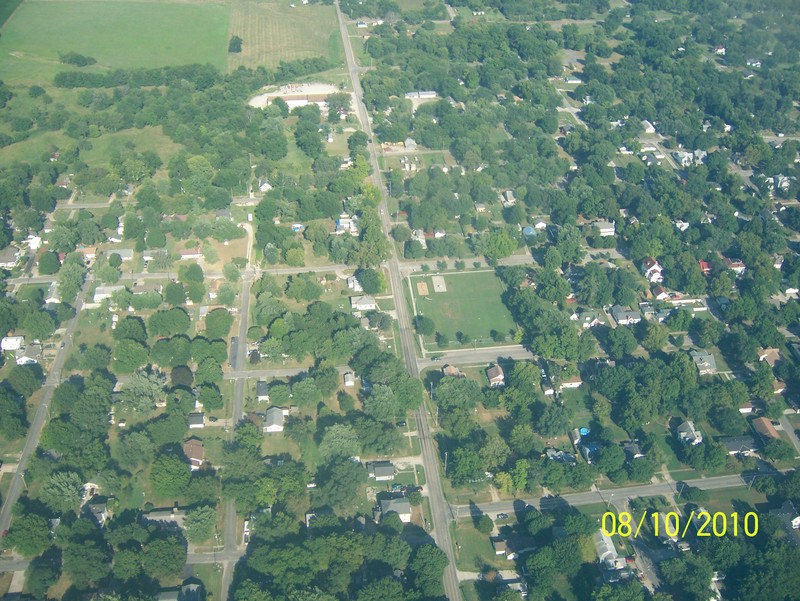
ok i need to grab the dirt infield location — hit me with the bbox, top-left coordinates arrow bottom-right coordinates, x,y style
416,282 -> 429,295
431,275 -> 447,293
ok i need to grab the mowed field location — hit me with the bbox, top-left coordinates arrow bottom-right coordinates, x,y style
0,0 -> 230,85
227,0 -> 342,70
409,271 -> 518,348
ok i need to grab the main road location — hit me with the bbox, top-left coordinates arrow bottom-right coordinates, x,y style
0,276 -> 93,536
335,4 -> 461,600
452,473 -> 750,518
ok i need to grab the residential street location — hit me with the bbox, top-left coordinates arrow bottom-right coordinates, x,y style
0,277 -> 92,536
335,3 -> 461,599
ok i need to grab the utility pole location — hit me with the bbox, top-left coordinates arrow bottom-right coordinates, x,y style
444,451 -> 448,475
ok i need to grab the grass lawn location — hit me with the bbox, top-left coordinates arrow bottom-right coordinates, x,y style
191,564 -> 224,601
0,0 -> 230,85
79,127 -> 184,169
696,486 -> 769,516
451,519 -> 516,572
227,0 -> 342,71
407,271 -> 518,350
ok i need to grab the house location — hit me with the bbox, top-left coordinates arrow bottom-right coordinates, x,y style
545,448 -> 577,465
699,259 -> 712,275
0,246 -> 20,269
558,375 -> 582,391
1,336 -> 24,351
739,401 -> 757,414
179,248 -> 203,260
93,285 -> 125,304
691,349 -> 718,375
442,364 -> 465,378
759,347 -> 782,367
592,220 -> 616,237
641,257 -> 664,283
15,345 -> 42,366
404,138 -> 417,151
752,417 -> 780,440
183,439 -> 205,471
256,381 -> 270,402
724,257 -> 746,276
773,380 -> 787,395
487,364 -> 505,388
350,295 -> 377,311
87,501 -> 109,527
594,529 -> 626,570
714,45 -> 726,56
623,441 -> 645,460
156,590 -> 180,601
771,501 -> 800,547
344,372 -> 355,387
132,282 -> 163,296
77,246 -> 97,262
676,420 -> 703,445
572,310 -> 602,329
334,214 -> 358,235
641,120 -> 656,134
652,285 -> 670,301
610,305 -> 642,326
380,497 -> 412,523
367,461 -> 395,481
719,435 -> 759,456
474,203 -> 487,213
143,507 -> 186,529
347,276 -> 363,292
188,413 -> 205,429
263,406 -> 286,433
491,537 -> 507,555
112,248 -> 134,262
44,281 -> 61,305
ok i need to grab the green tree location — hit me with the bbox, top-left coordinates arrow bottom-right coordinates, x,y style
26,561 -> 59,599
6,514 -> 50,557
22,311 -> 56,341
205,308 -> 234,338
113,339 -> 149,373
476,514 -> 494,534
63,541 -> 110,587
184,505 -> 217,543
141,536 -> 186,581
319,424 -> 361,458
164,282 -> 186,306
606,326 -> 638,359
315,457 -> 367,513
150,453 -> 191,498
38,251 -> 61,275
120,370 -> 167,413
414,315 -> 435,336
7,365 -> 44,398
409,544 -> 448,598
39,471 -> 83,513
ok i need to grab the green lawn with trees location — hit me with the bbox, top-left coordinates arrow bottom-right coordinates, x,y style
409,271 -> 518,349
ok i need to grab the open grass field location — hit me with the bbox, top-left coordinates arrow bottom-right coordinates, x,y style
227,0 -> 342,70
0,0 -> 230,85
407,270 -> 517,349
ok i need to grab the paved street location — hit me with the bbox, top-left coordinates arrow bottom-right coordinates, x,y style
335,3 -> 460,599
452,473 -> 748,518
0,277 -> 93,536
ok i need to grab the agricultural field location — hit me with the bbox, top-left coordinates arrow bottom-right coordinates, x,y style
0,0 -> 230,85
227,0 -> 343,70
407,270 -> 518,350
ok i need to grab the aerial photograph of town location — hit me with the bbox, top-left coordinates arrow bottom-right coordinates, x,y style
0,0 -> 799,599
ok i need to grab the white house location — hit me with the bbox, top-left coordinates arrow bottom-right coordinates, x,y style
44,281 -> 61,305
93,285 -> 125,304
335,214 -> 358,235
256,381 -> 270,402
179,248 -> 203,260
367,461 -> 395,481
344,372 -> 355,387
558,375 -> 583,391
641,257 -> 664,283
263,406 -> 287,433
1,336 -> 24,351
592,221 -> 616,237
641,120 -> 656,134
381,497 -> 411,523
188,413 -> 205,429
112,248 -> 134,262
676,420 -> 703,445
0,246 -> 19,269
15,345 -> 42,366
347,276 -> 363,292
350,295 -> 377,311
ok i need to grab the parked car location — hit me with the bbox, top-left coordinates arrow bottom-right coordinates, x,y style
396,421 -> 407,427
209,416 -> 219,422
496,513 -> 509,520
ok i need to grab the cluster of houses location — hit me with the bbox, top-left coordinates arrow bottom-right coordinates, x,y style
1,335 -> 42,366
